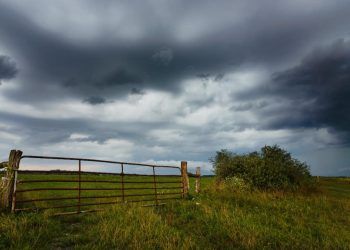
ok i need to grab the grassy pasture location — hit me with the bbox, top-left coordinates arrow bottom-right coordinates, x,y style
14,172 -> 184,213
1,176 -> 349,249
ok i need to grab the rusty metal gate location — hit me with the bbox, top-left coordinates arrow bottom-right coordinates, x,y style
12,155 -> 186,215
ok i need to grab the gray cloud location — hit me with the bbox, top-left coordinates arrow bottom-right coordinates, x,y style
130,87 -> 145,95
0,55 -> 17,83
266,39 -> 350,142
1,0 -> 349,103
100,69 -> 143,87
152,48 -> 173,66
0,110 -> 156,146
83,96 -> 106,105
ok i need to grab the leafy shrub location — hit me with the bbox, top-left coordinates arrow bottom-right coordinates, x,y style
224,176 -> 252,192
0,162 -> 7,169
211,145 -> 312,190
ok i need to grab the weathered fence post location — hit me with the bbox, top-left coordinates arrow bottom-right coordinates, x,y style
181,161 -> 189,197
0,170 -> 8,209
0,149 -> 22,211
195,167 -> 201,194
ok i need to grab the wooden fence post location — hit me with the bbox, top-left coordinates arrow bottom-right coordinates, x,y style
181,161 -> 189,197
195,167 -> 201,194
0,174 -> 8,209
0,149 -> 22,211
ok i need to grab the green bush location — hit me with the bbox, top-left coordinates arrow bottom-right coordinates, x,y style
224,176 -> 252,192
211,145 -> 312,190
0,162 -> 7,169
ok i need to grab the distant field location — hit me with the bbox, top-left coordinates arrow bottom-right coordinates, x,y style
1,176 -> 349,249
319,177 -> 350,199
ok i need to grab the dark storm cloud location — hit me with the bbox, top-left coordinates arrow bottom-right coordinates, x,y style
83,96 -> 106,105
260,39 -> 350,142
152,48 -> 173,66
130,87 -> 145,95
1,0 -> 350,103
0,55 -> 17,82
100,69 -> 143,87
0,1 -> 239,101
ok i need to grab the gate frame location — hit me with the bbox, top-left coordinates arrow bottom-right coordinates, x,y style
3,149 -> 191,214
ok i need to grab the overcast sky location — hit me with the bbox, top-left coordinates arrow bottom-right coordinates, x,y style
0,0 -> 350,175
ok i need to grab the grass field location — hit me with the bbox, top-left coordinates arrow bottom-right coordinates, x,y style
13,172 -> 184,213
1,175 -> 350,249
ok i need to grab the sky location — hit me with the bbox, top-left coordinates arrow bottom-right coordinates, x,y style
0,0 -> 350,175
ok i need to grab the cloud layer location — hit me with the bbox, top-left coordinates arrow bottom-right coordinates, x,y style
0,0 -> 350,175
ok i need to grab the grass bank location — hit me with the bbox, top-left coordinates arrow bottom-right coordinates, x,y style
1,177 -> 349,249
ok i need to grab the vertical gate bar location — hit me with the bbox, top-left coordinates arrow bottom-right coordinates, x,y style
152,166 -> 158,205
121,163 -> 125,202
11,170 -> 18,212
78,160 -> 81,213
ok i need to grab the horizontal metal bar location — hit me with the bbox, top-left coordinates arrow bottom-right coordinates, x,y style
18,179 -> 111,183
17,170 -> 181,178
17,179 -> 183,184
125,181 -> 182,184
18,170 -> 121,176
21,155 -> 180,169
16,187 -> 80,192
16,186 -> 182,193
17,196 -> 80,203
16,200 -> 131,211
16,192 -> 183,203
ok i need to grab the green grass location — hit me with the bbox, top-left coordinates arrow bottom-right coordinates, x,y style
1,176 -> 349,249
14,172 -> 183,213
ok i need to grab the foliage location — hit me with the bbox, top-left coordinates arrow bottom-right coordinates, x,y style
187,172 -> 197,177
0,162 -> 8,170
211,145 -> 313,190
223,176 -> 252,192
